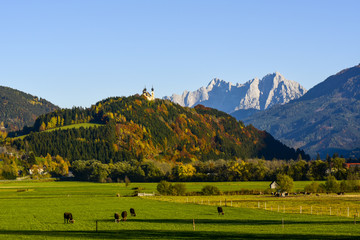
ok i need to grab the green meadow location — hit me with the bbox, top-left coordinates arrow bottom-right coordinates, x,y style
0,181 -> 359,239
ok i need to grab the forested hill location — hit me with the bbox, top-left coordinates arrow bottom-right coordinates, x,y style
12,95 -> 309,162
0,86 -> 59,131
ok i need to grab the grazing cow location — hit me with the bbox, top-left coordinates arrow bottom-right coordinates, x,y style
130,208 -> 136,217
121,211 -> 127,221
64,212 -> 74,224
114,212 -> 120,223
217,207 -> 224,215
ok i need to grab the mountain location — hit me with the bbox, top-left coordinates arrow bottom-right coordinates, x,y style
164,73 -> 307,119
0,86 -> 59,131
11,95 -> 309,162
244,64 -> 360,158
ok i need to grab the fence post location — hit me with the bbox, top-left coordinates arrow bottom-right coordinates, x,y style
193,219 -> 196,231
348,207 -> 350,217
300,206 -> 302,214
220,200 -> 222,206
265,202 -> 267,210
258,202 -> 260,208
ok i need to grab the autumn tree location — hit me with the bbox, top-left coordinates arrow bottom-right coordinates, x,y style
276,174 -> 294,192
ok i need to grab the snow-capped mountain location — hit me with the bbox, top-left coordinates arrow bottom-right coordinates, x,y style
164,73 -> 307,114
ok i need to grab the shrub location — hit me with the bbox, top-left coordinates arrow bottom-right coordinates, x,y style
157,180 -> 172,195
172,183 -> 186,196
264,188 -> 275,195
157,181 -> 186,196
304,182 -> 320,193
201,185 -> 221,195
324,175 -> 340,193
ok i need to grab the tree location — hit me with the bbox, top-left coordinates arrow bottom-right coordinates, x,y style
124,176 -> 131,187
172,183 -> 186,196
276,174 -> 294,192
157,180 -> 172,195
201,185 -> 221,195
304,182 -> 320,193
324,175 -> 340,193
331,157 -> 346,179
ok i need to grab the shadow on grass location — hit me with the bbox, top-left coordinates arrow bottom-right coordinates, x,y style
0,229 -> 359,240
127,218 -> 356,225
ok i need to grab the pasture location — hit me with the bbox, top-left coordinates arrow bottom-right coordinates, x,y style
0,181 -> 359,239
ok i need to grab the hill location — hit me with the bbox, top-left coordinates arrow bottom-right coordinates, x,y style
11,95 -> 308,162
0,86 -> 59,131
164,73 -> 307,119
244,64 -> 360,158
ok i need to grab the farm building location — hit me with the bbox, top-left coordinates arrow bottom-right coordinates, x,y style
269,181 -> 279,189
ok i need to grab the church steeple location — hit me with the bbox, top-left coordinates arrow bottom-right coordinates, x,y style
142,86 -> 155,101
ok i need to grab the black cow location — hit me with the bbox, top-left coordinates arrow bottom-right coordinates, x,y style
121,211 -> 127,221
114,212 -> 120,223
217,207 -> 224,215
64,212 -> 74,223
130,208 -> 136,217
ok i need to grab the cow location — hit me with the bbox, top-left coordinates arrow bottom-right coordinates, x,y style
217,207 -> 224,215
64,212 -> 74,224
121,211 -> 127,221
130,208 -> 136,217
114,212 -> 120,223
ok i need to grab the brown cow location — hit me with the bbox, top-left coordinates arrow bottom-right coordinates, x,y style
130,208 -> 136,217
114,212 -> 120,223
217,207 -> 224,215
64,212 -> 74,223
121,211 -> 127,221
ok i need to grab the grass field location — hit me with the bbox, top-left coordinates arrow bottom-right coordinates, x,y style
0,181 -> 359,239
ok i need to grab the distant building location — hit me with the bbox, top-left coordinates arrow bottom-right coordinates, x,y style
142,87 -> 155,101
344,163 -> 360,168
270,181 -> 279,189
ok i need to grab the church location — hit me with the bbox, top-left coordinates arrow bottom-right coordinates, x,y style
142,87 -> 155,101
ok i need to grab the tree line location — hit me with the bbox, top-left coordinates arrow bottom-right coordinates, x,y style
70,156 -> 358,183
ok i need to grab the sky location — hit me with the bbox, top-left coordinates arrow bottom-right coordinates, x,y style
0,0 -> 359,108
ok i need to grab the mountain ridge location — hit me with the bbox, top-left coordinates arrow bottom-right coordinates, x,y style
164,73 -> 307,116
0,85 -> 59,131
244,64 -> 360,158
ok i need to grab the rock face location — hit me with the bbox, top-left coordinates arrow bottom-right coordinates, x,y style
244,64 -> 360,158
164,73 -> 307,116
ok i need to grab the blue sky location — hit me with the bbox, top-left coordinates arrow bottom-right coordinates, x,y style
0,0 -> 359,108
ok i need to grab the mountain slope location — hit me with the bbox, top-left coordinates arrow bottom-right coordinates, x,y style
0,86 -> 59,131
164,73 -> 307,117
12,95 -> 309,162
244,64 -> 360,158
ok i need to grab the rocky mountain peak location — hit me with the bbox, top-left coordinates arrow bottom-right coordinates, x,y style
164,73 -> 307,115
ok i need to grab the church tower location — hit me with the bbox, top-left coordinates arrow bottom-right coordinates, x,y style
142,86 -> 155,101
